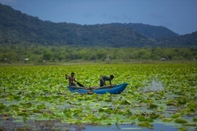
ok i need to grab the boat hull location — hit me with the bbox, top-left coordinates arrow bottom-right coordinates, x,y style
67,83 -> 128,94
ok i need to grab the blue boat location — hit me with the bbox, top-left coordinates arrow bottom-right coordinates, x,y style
67,83 -> 128,94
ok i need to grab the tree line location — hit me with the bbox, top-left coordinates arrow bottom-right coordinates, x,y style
0,45 -> 196,64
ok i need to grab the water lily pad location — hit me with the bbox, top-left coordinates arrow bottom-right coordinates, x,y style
178,99 -> 187,105
149,103 -> 158,109
150,114 -> 160,119
175,119 -> 188,124
162,118 -> 174,122
183,123 -> 197,126
138,122 -> 153,128
0,103 -> 6,110
37,104 -> 46,110
99,107 -> 113,113
193,117 -> 197,122
171,113 -> 181,118
120,100 -> 131,105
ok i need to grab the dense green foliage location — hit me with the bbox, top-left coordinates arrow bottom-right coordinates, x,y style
1,3 -> 197,47
0,45 -> 196,64
112,23 -> 178,39
0,63 -> 196,130
0,3 -> 154,47
0,3 -> 197,66
157,31 -> 197,47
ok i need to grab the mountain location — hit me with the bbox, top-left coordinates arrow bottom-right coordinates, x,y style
0,3 -> 157,47
156,31 -> 197,47
112,23 -> 178,39
0,3 -> 196,47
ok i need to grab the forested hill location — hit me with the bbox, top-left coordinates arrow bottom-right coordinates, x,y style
111,23 -> 178,39
0,3 -> 196,47
0,3 -> 156,47
156,31 -> 197,47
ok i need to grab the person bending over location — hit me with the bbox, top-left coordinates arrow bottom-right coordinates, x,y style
100,75 -> 114,87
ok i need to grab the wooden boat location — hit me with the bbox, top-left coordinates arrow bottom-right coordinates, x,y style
67,83 -> 128,94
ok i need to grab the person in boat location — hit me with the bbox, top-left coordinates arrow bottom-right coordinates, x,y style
100,75 -> 114,87
65,72 -> 76,86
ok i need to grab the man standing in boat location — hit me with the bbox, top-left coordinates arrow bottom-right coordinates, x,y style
65,72 -> 84,87
100,75 -> 114,87
65,72 -> 76,86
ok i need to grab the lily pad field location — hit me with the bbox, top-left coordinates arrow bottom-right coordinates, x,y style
0,63 -> 197,131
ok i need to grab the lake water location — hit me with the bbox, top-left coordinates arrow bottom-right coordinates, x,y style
0,115 -> 196,131
1,118 -> 196,131
85,124 -> 196,131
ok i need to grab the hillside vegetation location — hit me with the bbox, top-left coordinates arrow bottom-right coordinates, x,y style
0,3 -> 197,64
1,3 -> 196,47
111,23 -> 178,39
0,3 -> 154,47
156,31 -> 197,47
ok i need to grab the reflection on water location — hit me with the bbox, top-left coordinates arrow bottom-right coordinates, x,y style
84,124 -> 196,131
0,116 -> 196,131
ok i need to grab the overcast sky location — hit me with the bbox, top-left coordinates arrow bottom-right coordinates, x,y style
1,0 -> 197,35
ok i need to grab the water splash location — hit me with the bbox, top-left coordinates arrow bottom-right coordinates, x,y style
143,78 -> 164,92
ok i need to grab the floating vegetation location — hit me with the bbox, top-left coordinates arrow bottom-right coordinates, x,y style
0,63 -> 197,130
175,119 -> 188,124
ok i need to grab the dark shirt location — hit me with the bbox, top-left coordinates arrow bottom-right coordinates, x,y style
101,76 -> 110,81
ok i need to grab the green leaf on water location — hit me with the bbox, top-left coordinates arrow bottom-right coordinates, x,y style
175,119 -> 188,124
138,116 -> 153,122
99,107 -> 113,113
138,122 -> 153,128
36,104 -> 46,110
100,119 -> 113,125
193,117 -> 197,122
0,103 -> 6,110
17,111 -> 29,117
150,113 -> 160,119
149,103 -> 158,109
24,103 -> 33,108
183,123 -> 197,126
171,113 -> 181,118
120,100 -> 131,105
162,118 -> 174,122
178,99 -> 187,105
